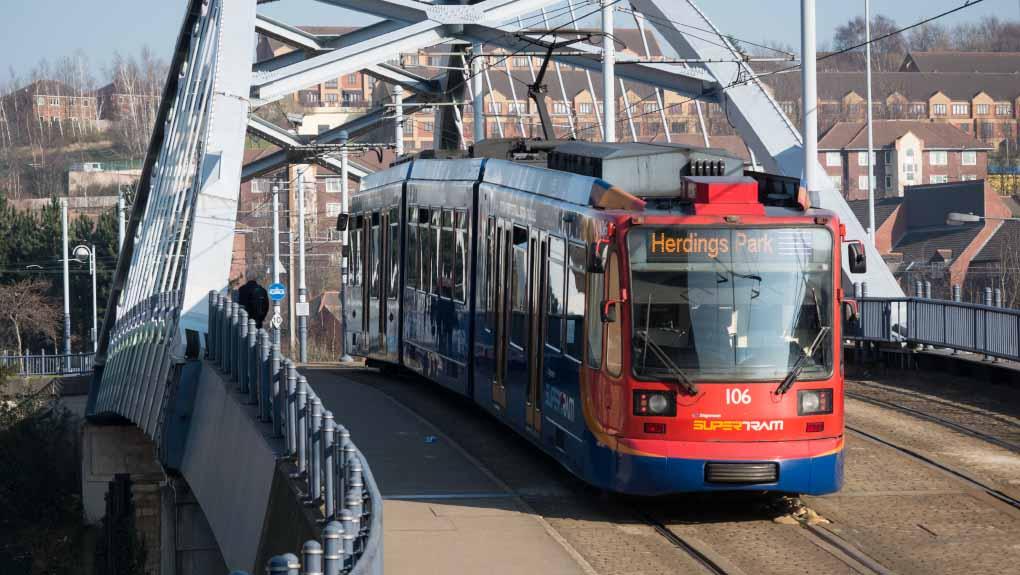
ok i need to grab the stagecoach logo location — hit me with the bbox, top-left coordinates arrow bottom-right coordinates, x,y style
544,385 -> 576,422
692,419 -> 784,432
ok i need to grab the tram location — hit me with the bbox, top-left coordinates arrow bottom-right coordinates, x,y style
339,140 -> 864,495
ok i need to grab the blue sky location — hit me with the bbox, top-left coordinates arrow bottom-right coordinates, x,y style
1,0 -> 1012,82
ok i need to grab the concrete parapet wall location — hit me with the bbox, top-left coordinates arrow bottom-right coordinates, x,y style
179,364 -> 281,572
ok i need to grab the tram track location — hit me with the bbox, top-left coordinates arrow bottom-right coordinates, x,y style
635,511 -> 733,575
846,425 -> 1020,511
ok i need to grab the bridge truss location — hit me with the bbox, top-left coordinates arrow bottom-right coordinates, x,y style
88,0 -> 902,436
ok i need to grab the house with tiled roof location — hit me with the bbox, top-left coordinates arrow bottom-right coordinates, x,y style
818,120 -> 992,201
899,52 -> 1020,74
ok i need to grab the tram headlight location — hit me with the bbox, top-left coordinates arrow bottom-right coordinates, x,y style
797,389 -> 833,416
634,390 -> 676,417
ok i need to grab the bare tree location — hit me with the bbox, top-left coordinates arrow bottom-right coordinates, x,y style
833,15 -> 906,71
907,22 -> 952,52
0,279 -> 61,353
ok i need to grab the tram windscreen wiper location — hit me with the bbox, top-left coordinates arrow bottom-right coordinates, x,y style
634,329 -> 698,396
774,326 -> 831,396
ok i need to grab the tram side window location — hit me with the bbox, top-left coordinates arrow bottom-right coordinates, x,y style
546,236 -> 565,351
370,212 -> 381,300
407,207 -> 419,290
350,215 -> 362,286
389,207 -> 399,300
430,209 -> 441,296
440,209 -> 454,299
454,211 -> 467,303
510,224 -> 529,349
605,252 -> 622,377
484,216 -> 495,331
586,252 -> 604,369
565,243 -> 586,361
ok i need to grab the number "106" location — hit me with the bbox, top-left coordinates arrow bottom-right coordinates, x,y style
725,388 -> 751,405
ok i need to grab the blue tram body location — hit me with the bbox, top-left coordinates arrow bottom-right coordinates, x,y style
342,142 -> 849,496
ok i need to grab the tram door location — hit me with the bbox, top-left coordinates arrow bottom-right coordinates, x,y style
383,207 -> 399,358
491,219 -> 510,409
525,229 -> 548,433
377,210 -> 390,354
367,213 -> 381,353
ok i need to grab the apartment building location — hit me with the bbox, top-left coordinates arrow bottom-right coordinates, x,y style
763,52 -> 1020,148
3,80 -> 99,127
819,120 -> 992,200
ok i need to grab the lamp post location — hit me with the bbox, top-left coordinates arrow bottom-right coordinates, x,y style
72,244 -> 98,353
946,212 -> 1020,225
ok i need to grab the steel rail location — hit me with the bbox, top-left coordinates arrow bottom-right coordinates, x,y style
637,511 -> 732,575
847,426 -> 1020,510
846,391 -> 1020,454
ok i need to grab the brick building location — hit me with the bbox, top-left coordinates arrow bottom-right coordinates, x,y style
762,52 -> 1020,148
2,80 -> 99,129
818,120 -> 991,200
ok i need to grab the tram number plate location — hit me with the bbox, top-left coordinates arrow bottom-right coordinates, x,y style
725,388 -> 751,405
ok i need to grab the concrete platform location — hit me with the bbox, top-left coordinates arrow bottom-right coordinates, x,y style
304,368 -> 589,575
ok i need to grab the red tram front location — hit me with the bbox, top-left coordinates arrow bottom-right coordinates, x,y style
583,176 -> 856,495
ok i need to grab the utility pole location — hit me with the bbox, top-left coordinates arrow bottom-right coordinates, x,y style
801,0 -> 819,195
61,199 -> 71,371
117,187 -> 126,251
472,43 -> 485,144
865,0 -> 876,244
602,0 -> 616,143
339,131 -> 353,363
297,165 -> 308,363
271,185 -> 282,348
393,85 -> 405,157
288,171 -> 297,355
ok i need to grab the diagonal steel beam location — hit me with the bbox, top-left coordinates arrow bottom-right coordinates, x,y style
247,115 -> 308,148
254,20 -> 410,74
362,64 -> 443,97
456,24 -> 718,99
311,0 -> 430,23
243,95 -> 430,180
255,14 -> 323,51
630,0 -> 902,297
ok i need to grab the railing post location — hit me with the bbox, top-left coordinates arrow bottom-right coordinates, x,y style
307,395 -> 323,503
339,429 -> 354,513
322,521 -> 344,575
271,345 -> 283,436
983,287 -> 993,361
293,376 -> 308,477
218,297 -> 227,370
301,541 -> 323,575
340,509 -> 356,570
284,553 -> 300,575
287,361 -> 298,456
244,316 -> 255,394
260,329 -> 272,420
952,285 -> 962,354
923,280 -> 932,300
994,288 -> 1003,362
239,309 -> 251,388
208,291 -> 217,361
267,556 -> 289,575
322,412 -> 336,520
915,280 -> 923,298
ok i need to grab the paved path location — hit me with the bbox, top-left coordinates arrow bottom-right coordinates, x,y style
304,368 -> 589,575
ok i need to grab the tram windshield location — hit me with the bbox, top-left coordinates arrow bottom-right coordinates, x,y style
627,227 -> 834,382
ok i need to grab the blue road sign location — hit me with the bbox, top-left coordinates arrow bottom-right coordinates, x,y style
268,282 -> 286,301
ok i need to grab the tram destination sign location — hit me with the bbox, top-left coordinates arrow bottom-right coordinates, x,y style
644,228 -> 815,262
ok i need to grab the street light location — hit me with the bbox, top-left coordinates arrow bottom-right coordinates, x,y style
946,212 -> 1020,226
72,244 -> 98,353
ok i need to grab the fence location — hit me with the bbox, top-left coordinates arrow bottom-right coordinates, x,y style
0,352 -> 94,376
206,291 -> 382,575
846,283 -> 1020,362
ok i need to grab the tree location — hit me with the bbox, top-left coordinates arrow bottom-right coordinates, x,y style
907,22 -> 951,52
832,15 -> 906,71
0,279 -> 61,353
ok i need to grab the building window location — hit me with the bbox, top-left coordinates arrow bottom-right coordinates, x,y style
403,54 -> 418,66
929,150 -> 948,166
962,151 -> 977,166
831,175 -> 842,190
884,150 -> 892,164
671,121 -> 687,134
996,103 -> 1012,116
825,152 -> 841,167
858,175 -> 874,190
325,93 -> 339,102
858,151 -> 876,166
552,101 -> 569,115
780,101 -> 796,116
514,56 -> 529,68
976,104 -> 989,115
346,73 -> 358,83
488,101 -> 502,115
951,103 -> 969,116
325,177 -> 342,193
403,118 -> 414,137
324,79 -> 338,89
326,203 -> 342,217
909,103 -> 927,116
930,175 -> 949,184
885,175 -> 893,190
643,103 -> 657,114
35,96 -> 45,106
962,174 -> 978,181
578,102 -> 593,115
933,103 -> 947,116
423,121 -> 433,133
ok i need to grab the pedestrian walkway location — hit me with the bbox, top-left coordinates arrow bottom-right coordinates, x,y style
304,367 -> 588,575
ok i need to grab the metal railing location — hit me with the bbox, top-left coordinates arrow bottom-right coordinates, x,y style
0,352 -> 95,376
846,288 -> 1020,362
207,291 -> 382,575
